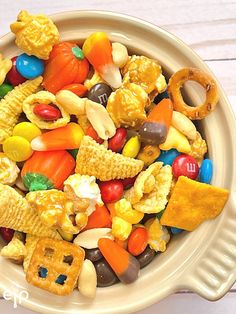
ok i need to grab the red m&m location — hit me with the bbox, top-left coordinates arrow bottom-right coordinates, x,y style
172,154 -> 199,180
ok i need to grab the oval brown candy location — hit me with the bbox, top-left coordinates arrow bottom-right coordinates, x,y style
136,246 -> 156,269
87,83 -> 113,107
85,248 -> 103,262
94,259 -> 119,287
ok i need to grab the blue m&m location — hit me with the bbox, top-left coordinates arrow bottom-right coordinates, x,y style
16,53 -> 44,79
157,149 -> 181,166
199,159 -> 213,184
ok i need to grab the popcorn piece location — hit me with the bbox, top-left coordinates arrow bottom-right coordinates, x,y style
75,136 -> 144,181
84,70 -> 105,90
56,90 -> 86,115
26,238 -> 85,295
111,216 -> 132,241
0,234 -> 26,264
23,91 -> 70,129
125,162 -> 163,204
0,184 -> 60,239
23,234 -> 40,272
64,174 -> 103,216
122,55 -> 162,99
112,42 -> 129,68
0,152 -> 20,185
10,10 -> 59,60
189,131 -> 207,163
0,76 -> 42,143
114,199 -> 144,224
26,189 -> 84,234
160,176 -> 229,231
171,111 -> 197,141
159,126 -> 191,154
0,54 -> 12,85
133,165 -> 173,214
145,218 -> 170,252
107,83 -> 148,128
85,99 -> 116,140
156,74 -> 167,94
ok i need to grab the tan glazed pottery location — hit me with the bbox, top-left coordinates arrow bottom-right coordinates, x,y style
0,10 -> 236,314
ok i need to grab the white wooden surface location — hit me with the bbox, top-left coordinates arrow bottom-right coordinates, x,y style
0,0 -> 236,313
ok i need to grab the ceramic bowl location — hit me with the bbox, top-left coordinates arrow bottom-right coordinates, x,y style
0,10 -> 236,314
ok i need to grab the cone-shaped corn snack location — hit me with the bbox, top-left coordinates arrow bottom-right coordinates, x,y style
0,76 -> 42,143
0,184 -> 60,239
75,136 -> 144,181
82,32 -> 122,88
23,234 -> 40,272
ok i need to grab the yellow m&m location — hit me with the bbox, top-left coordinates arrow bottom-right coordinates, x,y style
3,136 -> 33,162
13,122 -> 42,142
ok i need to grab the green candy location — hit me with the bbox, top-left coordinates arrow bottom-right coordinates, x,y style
0,83 -> 13,99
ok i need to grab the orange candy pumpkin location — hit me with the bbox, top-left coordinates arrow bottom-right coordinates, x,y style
43,42 -> 89,94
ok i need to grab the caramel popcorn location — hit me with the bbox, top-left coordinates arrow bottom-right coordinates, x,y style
26,190 -> 86,234
107,83 -> 148,128
122,55 -> 164,99
64,174 -> 103,216
145,218 -> 170,252
189,131 -> 207,163
10,10 -> 59,60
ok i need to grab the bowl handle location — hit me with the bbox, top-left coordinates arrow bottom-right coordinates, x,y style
179,192 -> 236,300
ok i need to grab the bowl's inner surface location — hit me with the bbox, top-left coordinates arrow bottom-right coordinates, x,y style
0,11 -> 235,314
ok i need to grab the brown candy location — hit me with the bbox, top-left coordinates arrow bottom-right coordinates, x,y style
136,246 -> 156,269
87,83 -> 113,107
94,259 -> 119,287
139,121 -> 168,145
85,248 -> 103,262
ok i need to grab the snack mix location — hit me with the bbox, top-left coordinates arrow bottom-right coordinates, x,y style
0,10 -> 229,298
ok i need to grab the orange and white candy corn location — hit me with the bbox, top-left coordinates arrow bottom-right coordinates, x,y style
82,32 -> 122,89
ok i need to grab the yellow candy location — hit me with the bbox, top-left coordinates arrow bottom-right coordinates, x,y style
122,136 -> 141,158
115,199 -> 144,224
111,216 -> 132,241
137,145 -> 160,166
3,136 -> 33,162
159,126 -> 191,154
13,122 -> 42,142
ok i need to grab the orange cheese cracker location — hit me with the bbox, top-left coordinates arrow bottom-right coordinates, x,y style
160,176 -> 229,231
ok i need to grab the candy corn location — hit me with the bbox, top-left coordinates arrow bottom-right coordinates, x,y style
82,32 -> 122,89
31,123 -> 84,151
98,238 -> 140,284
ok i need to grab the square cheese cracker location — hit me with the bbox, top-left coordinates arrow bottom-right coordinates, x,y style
160,176 -> 229,231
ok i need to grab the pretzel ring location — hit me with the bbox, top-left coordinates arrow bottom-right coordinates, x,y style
168,68 -> 219,120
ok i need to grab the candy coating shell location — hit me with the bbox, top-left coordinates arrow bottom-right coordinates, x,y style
16,53 -> 44,79
199,159 -> 213,184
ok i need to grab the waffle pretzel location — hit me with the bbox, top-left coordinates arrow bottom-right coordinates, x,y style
168,67 -> 219,120
0,184 -> 60,239
75,136 -> 144,181
26,238 -> 85,295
